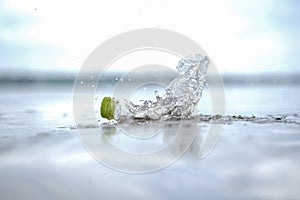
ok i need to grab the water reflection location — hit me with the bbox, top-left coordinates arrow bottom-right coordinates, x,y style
77,119 -> 198,173
1,84 -> 300,199
1,122 -> 300,199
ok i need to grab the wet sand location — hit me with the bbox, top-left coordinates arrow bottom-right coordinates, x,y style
0,83 -> 300,199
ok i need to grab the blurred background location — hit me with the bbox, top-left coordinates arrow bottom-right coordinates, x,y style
1,0 -> 300,80
1,1 -> 300,199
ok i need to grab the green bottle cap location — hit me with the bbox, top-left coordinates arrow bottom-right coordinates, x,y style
100,97 -> 115,120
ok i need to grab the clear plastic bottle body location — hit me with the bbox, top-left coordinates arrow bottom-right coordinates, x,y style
113,98 -> 130,119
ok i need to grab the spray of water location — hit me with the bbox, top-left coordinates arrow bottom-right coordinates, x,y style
115,54 -> 210,120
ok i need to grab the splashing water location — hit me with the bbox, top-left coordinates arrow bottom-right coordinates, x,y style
115,54 -> 210,120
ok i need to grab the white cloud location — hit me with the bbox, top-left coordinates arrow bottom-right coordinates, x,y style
0,0 -> 299,73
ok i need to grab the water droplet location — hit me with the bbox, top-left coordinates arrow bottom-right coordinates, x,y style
128,78 -> 132,82
92,84 -> 95,88
120,78 -> 124,82
80,81 -> 84,84
143,87 -> 146,90
115,77 -> 119,81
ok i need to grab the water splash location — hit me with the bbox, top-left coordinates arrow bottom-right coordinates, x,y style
115,54 -> 210,120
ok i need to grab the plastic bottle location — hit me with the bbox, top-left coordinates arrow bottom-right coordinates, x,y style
100,54 -> 210,121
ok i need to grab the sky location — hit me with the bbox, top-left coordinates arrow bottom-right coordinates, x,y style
0,0 -> 299,74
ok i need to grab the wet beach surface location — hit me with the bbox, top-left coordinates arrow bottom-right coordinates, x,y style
0,83 -> 300,199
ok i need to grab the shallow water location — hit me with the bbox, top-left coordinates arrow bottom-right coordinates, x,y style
0,83 -> 300,199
